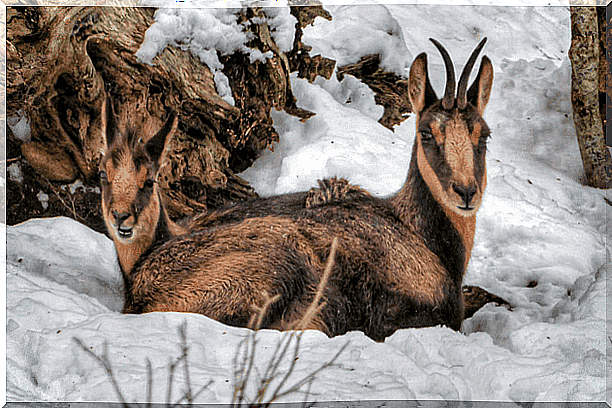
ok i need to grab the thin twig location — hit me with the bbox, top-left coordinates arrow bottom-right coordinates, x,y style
232,237 -> 345,406
171,379 -> 213,406
270,342 -> 349,402
300,377 -> 315,408
266,237 -> 343,404
42,175 -> 83,222
254,291 -> 281,331
261,332 -> 302,404
75,324 -> 210,407
72,337 -> 131,408
232,335 -> 252,407
233,291 -> 279,407
145,358 -> 152,408
296,237 -> 339,331
254,331 -> 298,403
166,351 -> 186,405
178,323 -> 193,406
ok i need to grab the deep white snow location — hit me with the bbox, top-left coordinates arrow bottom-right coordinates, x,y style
5,1 -> 610,405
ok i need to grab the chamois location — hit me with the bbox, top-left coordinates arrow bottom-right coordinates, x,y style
100,38 -> 493,342
99,97 -> 186,275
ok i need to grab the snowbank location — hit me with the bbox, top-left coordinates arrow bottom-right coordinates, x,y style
6,1 -> 609,405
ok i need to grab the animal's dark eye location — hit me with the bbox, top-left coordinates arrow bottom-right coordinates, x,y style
144,179 -> 155,189
420,131 -> 433,141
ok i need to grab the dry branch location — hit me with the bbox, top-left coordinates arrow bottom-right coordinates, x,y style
294,236 -> 339,331
337,54 -> 412,130
72,338 -> 130,408
232,237 -> 346,407
73,323 -> 211,407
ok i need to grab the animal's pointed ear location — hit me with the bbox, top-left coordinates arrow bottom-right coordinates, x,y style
146,111 -> 178,168
467,56 -> 493,115
102,95 -> 118,152
408,53 -> 438,114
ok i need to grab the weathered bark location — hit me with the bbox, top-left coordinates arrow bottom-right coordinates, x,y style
7,4 -> 335,230
569,6 -> 612,189
604,4 -> 610,145
219,6 -> 332,173
597,5 -> 606,136
337,55 -> 412,130
287,5 -> 335,83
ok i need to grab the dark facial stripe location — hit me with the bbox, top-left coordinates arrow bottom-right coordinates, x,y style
417,105 -> 491,192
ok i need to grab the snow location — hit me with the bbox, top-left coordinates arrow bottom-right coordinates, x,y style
7,111 -> 31,143
6,1 -> 609,405
135,0 -> 297,105
302,2 -> 412,76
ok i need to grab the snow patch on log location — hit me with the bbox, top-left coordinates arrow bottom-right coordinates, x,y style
136,2 -> 297,106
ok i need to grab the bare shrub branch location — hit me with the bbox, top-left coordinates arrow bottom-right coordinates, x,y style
232,237 -> 346,407
145,358 -> 152,408
295,236 -> 339,331
72,337 -> 130,408
73,322 -> 211,407
233,292 -> 273,406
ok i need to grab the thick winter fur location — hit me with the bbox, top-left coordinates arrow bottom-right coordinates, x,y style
99,98 -> 185,274
101,39 -> 493,342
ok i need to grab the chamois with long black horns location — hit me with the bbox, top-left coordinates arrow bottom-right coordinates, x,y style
100,38 -> 493,342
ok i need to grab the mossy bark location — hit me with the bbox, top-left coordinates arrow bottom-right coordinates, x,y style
569,5 -> 612,189
6,4 -> 335,230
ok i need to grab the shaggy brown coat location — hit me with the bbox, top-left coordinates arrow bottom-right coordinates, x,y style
100,39 -> 493,342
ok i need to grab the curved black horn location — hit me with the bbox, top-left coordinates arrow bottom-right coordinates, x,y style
457,37 -> 488,110
429,38 -> 456,111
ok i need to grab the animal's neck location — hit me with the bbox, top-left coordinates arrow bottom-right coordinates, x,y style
390,143 -> 476,284
115,192 -> 184,276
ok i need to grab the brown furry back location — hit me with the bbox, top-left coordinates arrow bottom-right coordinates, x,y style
111,38 -> 494,342
125,183 -> 462,341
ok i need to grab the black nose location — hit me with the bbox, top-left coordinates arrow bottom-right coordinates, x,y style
112,211 -> 131,226
452,184 -> 477,208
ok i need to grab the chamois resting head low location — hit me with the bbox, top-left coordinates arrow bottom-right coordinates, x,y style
99,38 -> 493,341
99,97 -> 182,274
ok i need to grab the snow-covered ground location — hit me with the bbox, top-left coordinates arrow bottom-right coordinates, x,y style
6,1 -> 610,404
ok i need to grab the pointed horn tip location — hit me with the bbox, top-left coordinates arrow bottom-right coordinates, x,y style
473,37 -> 488,55
428,38 -> 456,111
429,38 -> 444,51
456,37 -> 490,110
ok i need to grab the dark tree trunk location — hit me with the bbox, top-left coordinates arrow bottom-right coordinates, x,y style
604,3 -> 611,145
569,5 -> 612,189
6,5 -> 335,231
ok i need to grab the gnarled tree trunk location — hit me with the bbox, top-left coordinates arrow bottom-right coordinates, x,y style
6,4 -> 335,231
